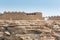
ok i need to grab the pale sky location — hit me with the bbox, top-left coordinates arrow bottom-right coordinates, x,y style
0,0 -> 60,16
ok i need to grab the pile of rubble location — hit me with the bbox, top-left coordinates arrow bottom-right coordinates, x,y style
0,20 -> 60,40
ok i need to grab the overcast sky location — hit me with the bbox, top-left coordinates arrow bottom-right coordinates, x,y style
0,0 -> 60,16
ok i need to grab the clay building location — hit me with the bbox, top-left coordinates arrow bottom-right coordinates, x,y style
0,12 -> 43,20
48,16 -> 60,20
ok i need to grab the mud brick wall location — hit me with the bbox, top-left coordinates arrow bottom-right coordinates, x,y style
0,12 -> 43,20
48,16 -> 60,20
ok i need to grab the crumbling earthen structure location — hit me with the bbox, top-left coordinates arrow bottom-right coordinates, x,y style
0,12 -> 43,20
48,16 -> 60,20
0,12 -> 60,40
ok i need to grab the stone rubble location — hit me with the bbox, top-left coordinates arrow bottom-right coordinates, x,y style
0,20 -> 60,40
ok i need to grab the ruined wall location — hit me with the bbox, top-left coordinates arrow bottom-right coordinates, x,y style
48,16 -> 60,20
0,12 -> 43,20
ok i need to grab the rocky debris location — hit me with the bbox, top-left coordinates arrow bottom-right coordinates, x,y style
0,20 -> 60,40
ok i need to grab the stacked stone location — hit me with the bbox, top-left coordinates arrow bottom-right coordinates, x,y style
0,20 -> 59,40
